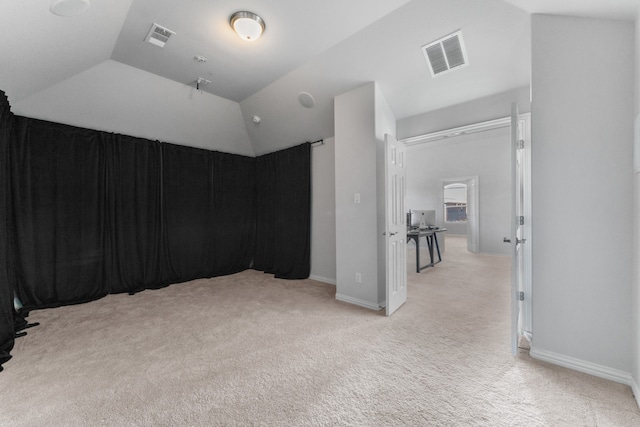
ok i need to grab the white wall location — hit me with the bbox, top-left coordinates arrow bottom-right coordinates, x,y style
404,127 -> 511,255
333,82 -> 396,309
334,83 -> 380,309
12,60 -> 255,157
632,11 -> 640,401
310,137 -> 337,284
397,87 -> 530,140
531,15 -> 634,376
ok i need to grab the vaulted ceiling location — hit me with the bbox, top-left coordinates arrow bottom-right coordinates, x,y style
0,0 -> 637,156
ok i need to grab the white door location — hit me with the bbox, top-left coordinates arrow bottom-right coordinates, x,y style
509,103 -> 525,354
385,134 -> 407,316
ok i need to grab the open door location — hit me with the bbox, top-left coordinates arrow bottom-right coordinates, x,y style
385,134 -> 407,316
509,103 -> 526,354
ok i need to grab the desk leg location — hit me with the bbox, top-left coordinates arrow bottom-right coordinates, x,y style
426,235 -> 435,267
434,233 -> 442,264
415,238 -> 420,273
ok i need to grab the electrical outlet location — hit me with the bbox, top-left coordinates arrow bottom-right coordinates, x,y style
355,272 -> 362,283
354,193 -> 361,204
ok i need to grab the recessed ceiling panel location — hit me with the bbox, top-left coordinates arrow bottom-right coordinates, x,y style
111,0 -> 412,102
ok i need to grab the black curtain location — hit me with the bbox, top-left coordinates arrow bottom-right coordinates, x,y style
162,146 -> 256,283
10,118 -> 109,309
210,151 -> 255,275
162,144 -> 217,282
105,135 -> 163,293
253,143 -> 311,279
0,93 -> 312,369
0,92 -> 14,370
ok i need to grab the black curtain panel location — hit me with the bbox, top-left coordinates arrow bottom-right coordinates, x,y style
10,118 -> 109,310
105,135 -> 164,293
162,145 -> 256,283
210,151 -> 255,275
161,144 -> 218,283
253,143 -> 311,279
0,92 -> 15,370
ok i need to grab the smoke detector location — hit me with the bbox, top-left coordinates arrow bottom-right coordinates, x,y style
422,30 -> 468,77
144,23 -> 175,48
50,0 -> 91,17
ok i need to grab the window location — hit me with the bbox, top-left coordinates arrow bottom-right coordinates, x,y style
444,183 -> 467,222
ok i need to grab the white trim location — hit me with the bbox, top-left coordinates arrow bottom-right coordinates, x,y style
632,377 -> 640,409
401,117 -> 510,146
308,275 -> 336,286
335,293 -> 382,311
401,113 -> 531,147
530,347 -> 633,386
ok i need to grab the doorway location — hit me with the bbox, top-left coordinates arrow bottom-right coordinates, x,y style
441,176 -> 479,254
401,113 -> 532,351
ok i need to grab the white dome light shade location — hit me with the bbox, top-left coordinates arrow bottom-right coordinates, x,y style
50,0 -> 91,17
230,11 -> 265,42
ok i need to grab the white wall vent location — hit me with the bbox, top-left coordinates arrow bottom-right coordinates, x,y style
144,23 -> 175,48
422,30 -> 468,77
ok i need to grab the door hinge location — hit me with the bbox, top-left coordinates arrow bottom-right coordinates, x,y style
517,139 -> 525,150
518,291 -> 525,301
519,216 -> 524,226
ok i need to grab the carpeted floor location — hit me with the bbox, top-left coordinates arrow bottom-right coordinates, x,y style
1,236 -> 639,426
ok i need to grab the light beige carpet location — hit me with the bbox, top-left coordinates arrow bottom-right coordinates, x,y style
1,236 -> 639,426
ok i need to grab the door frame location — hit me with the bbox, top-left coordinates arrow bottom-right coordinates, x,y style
519,114 -> 532,342
440,176 -> 479,253
401,112 -> 532,349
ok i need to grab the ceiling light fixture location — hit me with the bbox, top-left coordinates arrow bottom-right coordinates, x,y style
230,11 -> 265,42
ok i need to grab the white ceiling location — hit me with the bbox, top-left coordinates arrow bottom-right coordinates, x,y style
110,0 -> 413,102
0,0 -> 637,155
503,0 -> 639,21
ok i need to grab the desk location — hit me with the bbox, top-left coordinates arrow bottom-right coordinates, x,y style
407,228 -> 446,273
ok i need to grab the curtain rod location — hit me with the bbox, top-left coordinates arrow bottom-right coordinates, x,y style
310,139 -> 324,147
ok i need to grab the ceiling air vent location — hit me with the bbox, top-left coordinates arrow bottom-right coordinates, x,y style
144,23 -> 175,48
422,30 -> 468,77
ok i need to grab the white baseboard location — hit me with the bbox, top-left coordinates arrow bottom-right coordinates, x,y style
632,377 -> 640,410
308,275 -> 336,285
335,293 -> 382,311
530,347 -> 633,386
